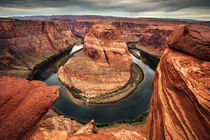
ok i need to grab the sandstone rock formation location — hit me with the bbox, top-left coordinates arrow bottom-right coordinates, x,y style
30,116 -> 146,140
0,19 -> 78,78
137,28 -> 171,56
58,24 -> 132,97
167,24 -> 210,61
29,116 -> 81,140
147,25 -> 210,140
0,76 -> 59,140
67,129 -> 146,140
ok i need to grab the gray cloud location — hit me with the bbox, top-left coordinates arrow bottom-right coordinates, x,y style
156,0 -> 210,12
0,0 -> 208,12
0,0 -> 209,20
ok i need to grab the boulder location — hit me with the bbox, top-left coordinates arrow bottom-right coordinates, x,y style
0,76 -> 59,140
167,24 -> 210,61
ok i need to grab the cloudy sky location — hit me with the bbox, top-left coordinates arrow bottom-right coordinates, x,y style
0,0 -> 210,21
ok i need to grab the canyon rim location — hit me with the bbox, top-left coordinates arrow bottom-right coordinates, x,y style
0,1 -> 210,139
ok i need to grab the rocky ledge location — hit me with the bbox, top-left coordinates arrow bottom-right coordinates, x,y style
29,116 -> 146,140
0,76 -> 59,140
58,24 -> 133,103
147,25 -> 210,139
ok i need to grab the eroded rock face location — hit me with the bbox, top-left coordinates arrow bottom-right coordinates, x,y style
84,24 -> 132,71
29,116 -> 81,140
30,115 -> 146,140
58,24 -> 132,96
147,49 -> 210,138
0,76 -> 59,140
67,129 -> 146,140
0,19 -> 78,78
167,24 -> 210,61
137,28 -> 171,56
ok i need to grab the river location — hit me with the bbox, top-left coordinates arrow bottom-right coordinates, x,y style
34,44 -> 155,123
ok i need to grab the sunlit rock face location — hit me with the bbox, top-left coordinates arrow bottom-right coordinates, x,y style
0,76 -> 59,140
147,25 -> 210,140
67,129 -> 146,140
84,24 -> 132,71
30,116 -> 146,140
58,24 -> 132,95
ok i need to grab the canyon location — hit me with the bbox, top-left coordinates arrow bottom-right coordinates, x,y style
0,16 -> 209,140
0,18 -> 78,79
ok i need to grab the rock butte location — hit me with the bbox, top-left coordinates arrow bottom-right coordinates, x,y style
0,76 -> 59,140
58,24 -> 132,96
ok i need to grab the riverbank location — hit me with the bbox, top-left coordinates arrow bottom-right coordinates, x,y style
62,62 -> 144,104
127,42 -> 160,70
46,107 -> 148,128
34,43 -> 154,125
28,39 -> 82,80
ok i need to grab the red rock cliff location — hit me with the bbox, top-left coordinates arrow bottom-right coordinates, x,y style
0,19 -> 78,78
0,76 -> 59,140
147,25 -> 210,140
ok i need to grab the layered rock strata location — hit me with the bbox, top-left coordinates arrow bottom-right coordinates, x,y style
58,24 -> 132,96
147,25 -> 210,139
0,76 -> 59,140
0,19 -> 78,78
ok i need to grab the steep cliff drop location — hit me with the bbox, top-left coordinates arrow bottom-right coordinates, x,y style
147,24 -> 210,140
0,76 -> 59,140
58,24 -> 132,103
0,19 -> 78,79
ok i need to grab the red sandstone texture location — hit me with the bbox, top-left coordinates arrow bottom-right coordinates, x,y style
84,24 -> 132,71
63,18 -> 185,56
0,76 -> 59,140
58,24 -> 132,95
30,116 -> 146,140
0,19 -> 78,78
67,129 -> 146,140
29,116 -> 146,140
147,25 -> 210,140
66,19 -> 178,56
167,24 -> 210,61
0,16 -> 210,140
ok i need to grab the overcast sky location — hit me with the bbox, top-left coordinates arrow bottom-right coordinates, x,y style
0,0 -> 210,21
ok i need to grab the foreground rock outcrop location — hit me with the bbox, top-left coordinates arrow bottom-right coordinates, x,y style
30,116 -> 146,140
67,129 -> 146,140
58,24 -> 132,100
0,19 -> 78,78
148,25 -> 210,140
0,76 -> 59,140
